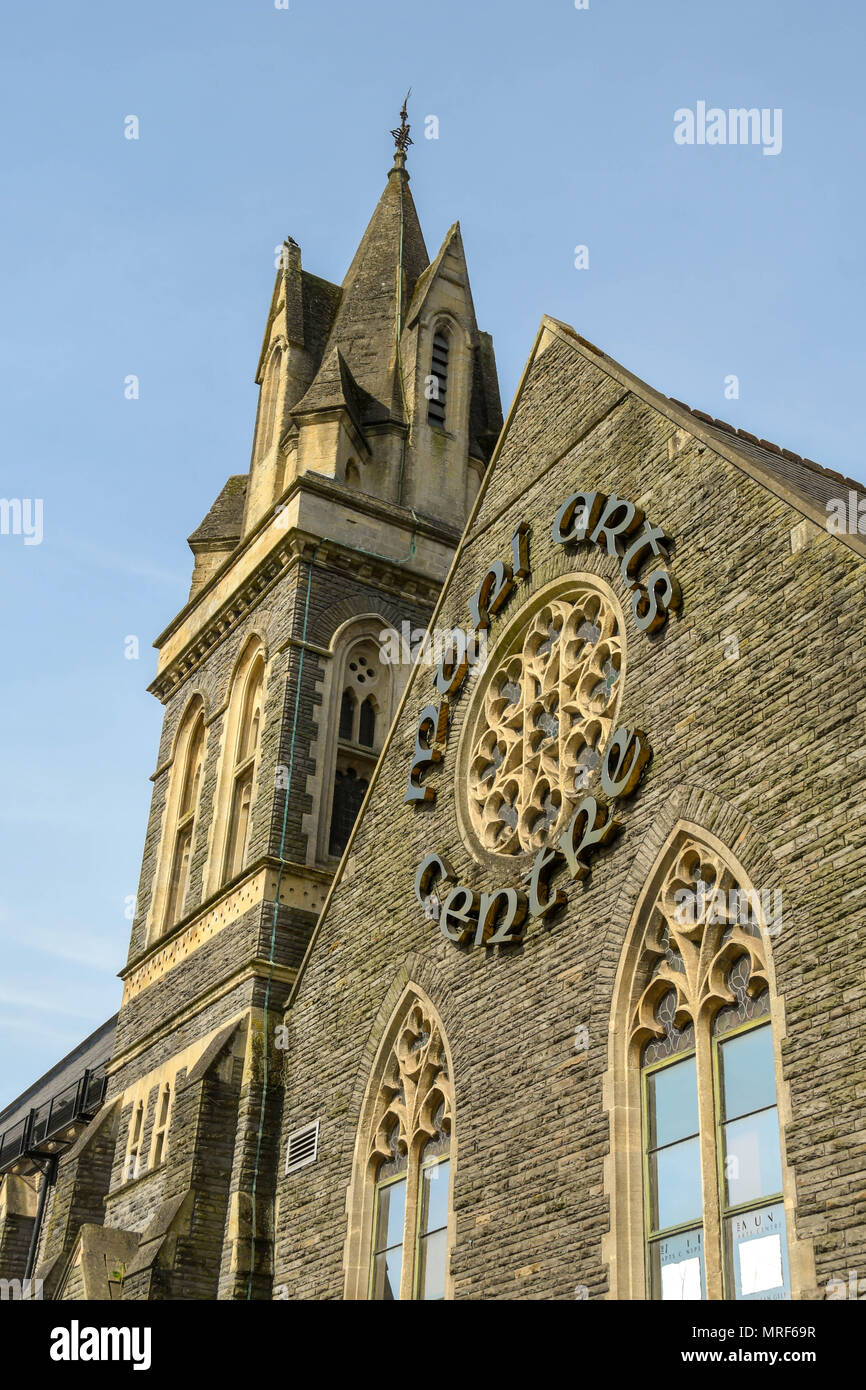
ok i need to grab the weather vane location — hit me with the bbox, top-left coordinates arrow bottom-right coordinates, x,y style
391,90 -> 413,155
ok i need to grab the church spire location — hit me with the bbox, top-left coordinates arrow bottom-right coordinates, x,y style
390,90 -> 413,174
290,103 -> 429,430
236,109 -> 500,537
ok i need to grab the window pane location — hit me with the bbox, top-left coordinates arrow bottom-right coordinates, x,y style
723,1108 -> 783,1206
647,1055 -> 698,1148
375,1177 -> 406,1253
371,1247 -> 403,1301
720,1026 -> 776,1120
417,1227 -> 447,1301
649,1136 -> 702,1232
339,689 -> 355,741
649,1228 -> 705,1300
725,1203 -> 790,1300
328,767 -> 369,857
358,697 -> 376,748
420,1159 -> 449,1235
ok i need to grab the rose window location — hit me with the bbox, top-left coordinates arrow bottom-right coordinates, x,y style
464,583 -> 623,857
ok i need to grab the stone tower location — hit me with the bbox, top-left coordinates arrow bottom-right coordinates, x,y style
23,117 -> 501,1300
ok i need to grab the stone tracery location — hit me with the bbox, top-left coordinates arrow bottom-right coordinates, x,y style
629,837 -> 771,1065
466,585 -> 623,856
367,999 -> 453,1173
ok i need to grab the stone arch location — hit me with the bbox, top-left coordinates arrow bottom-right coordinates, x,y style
601,798 -> 815,1301
420,310 -> 471,438
305,612 -> 405,866
257,340 -> 285,458
343,970 -> 458,1300
204,633 -> 269,896
147,692 -> 208,944
305,591 -> 406,652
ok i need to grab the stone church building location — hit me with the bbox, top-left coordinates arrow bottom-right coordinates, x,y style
2,116 -> 864,1302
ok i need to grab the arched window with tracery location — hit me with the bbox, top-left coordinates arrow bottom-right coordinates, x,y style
612,833 -> 792,1301
163,706 -> 205,931
349,995 -> 454,1300
223,649 -> 265,882
326,638 -> 388,859
427,327 -> 449,428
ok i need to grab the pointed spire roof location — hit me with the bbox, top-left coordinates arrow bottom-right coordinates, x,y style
293,105 -> 429,428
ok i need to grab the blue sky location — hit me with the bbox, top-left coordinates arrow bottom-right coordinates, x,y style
1,0 -> 863,1105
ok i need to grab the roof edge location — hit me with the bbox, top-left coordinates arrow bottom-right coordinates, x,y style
532,316 -> 866,561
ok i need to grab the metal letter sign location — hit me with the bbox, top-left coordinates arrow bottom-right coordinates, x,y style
406,489 -> 680,950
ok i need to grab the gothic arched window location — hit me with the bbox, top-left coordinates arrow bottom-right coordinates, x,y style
427,328 -> 449,428
349,994 -> 454,1300
326,637 -> 390,860
223,649 -> 265,883
163,706 -> 205,931
614,834 -> 791,1301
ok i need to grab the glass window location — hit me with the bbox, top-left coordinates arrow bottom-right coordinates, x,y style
719,1026 -> 777,1120
358,697 -> 376,749
339,689 -> 355,742
416,1158 -> 450,1300
371,1177 -> 406,1301
644,1053 -> 704,1298
363,1005 -> 453,1301
717,1021 -> 787,1299
722,1108 -> 783,1207
328,767 -> 368,857
725,1202 -> 790,1301
649,1138 -> 703,1233
643,1012 -> 788,1300
630,845 -> 791,1302
649,1228 -> 706,1301
647,1052 -> 699,1148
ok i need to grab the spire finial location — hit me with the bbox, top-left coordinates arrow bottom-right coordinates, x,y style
390,89 -> 413,166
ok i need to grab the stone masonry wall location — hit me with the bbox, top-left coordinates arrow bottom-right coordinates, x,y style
127,558 -> 433,970
36,530 -> 442,1299
273,332 -> 866,1300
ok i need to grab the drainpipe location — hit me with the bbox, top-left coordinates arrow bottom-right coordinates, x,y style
23,1153 -> 57,1282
